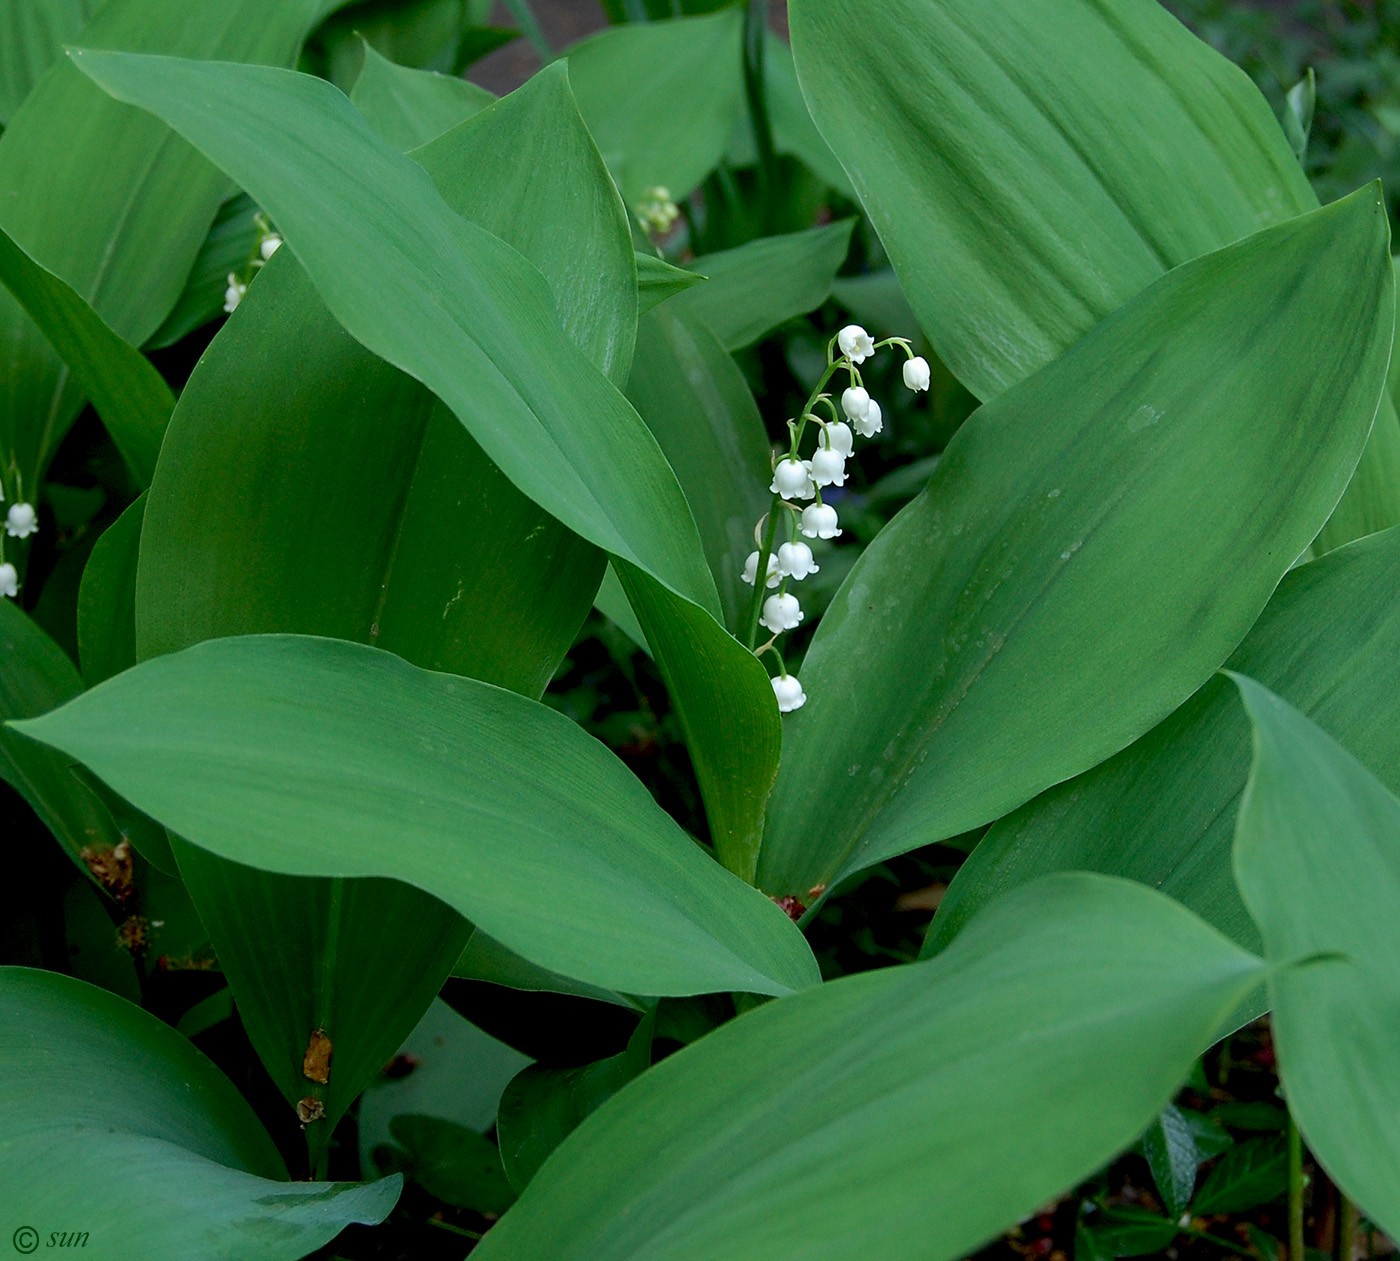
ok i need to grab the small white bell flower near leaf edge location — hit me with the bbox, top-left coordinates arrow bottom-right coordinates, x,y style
5,502 -> 37,539
770,457 -> 816,500
741,550 -> 781,589
808,446 -> 847,488
841,385 -> 871,421
903,355 -> 932,392
777,540 -> 819,581
0,562 -> 16,599
761,592 -> 804,634
826,421 -> 855,459
771,672 -> 807,713
801,503 -> 841,539
260,234 -> 283,261
224,273 -> 247,314
837,324 -> 875,364
852,398 -> 883,439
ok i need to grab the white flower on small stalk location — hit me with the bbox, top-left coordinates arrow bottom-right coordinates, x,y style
824,421 -> 855,459
742,549 -> 781,588
903,355 -> 932,392
807,446 -> 846,488
223,273 -> 247,314
852,398 -> 883,438
5,502 -> 37,539
800,502 -> 841,539
0,562 -> 16,599
761,592 -> 804,634
837,324 -> 875,364
841,386 -> 870,421
777,540 -> 819,580
771,672 -> 807,713
259,234 -> 283,261
770,457 -> 816,500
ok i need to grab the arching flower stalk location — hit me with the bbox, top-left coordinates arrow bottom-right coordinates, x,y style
740,325 -> 929,713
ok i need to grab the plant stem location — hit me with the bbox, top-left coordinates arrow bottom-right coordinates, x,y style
1289,1108 -> 1306,1261
1338,1193 -> 1359,1261
742,0 -> 778,233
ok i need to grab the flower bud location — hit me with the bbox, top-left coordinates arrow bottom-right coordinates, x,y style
852,398 -> 883,438
771,672 -> 807,713
841,386 -> 870,421
800,503 -> 841,539
837,324 -> 875,364
770,457 -> 816,500
761,592 -> 804,634
260,234 -> 283,261
742,549 -> 781,588
903,355 -> 931,392
5,502 -> 37,539
777,541 -> 819,580
826,421 -> 855,459
808,446 -> 847,488
223,273 -> 246,314
0,562 -> 16,598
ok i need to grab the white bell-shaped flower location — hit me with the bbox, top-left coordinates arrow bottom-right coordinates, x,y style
800,502 -> 841,539
742,549 -> 781,588
770,457 -> 816,500
777,540 -> 819,580
808,445 -> 847,488
825,421 -> 854,459
903,355 -> 931,392
852,398 -> 883,438
837,324 -> 875,364
223,273 -> 246,314
0,562 -> 16,599
760,592 -> 804,634
771,672 -> 807,713
259,234 -> 283,261
841,385 -> 870,421
5,502 -> 37,539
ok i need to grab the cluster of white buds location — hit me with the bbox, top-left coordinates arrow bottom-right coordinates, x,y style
224,214 -> 283,314
741,324 -> 930,713
635,186 -> 680,237
0,483 -> 35,600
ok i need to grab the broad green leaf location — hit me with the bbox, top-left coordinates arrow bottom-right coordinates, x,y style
0,967 -> 399,1258
627,305 -> 771,633
0,0 -> 334,488
670,221 -> 853,351
387,1115 -> 516,1214
758,189 -> 1392,898
14,634 -> 820,999
0,0 -> 101,124
1232,676 -> 1400,1240
927,525 -> 1400,967
636,251 -> 705,316
350,41 -> 494,153
76,494 -> 142,687
1141,1105 -> 1199,1220
565,9 -> 744,204
1191,1135 -> 1288,1216
75,45 -> 779,876
454,929 -> 640,1010
473,874 -> 1264,1261
0,599 -> 118,864
787,0 -> 1400,548
0,223 -> 172,484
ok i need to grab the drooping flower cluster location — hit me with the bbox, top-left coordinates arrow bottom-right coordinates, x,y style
0,481 -> 37,600
741,324 -> 930,713
635,186 -> 680,238
223,213 -> 283,314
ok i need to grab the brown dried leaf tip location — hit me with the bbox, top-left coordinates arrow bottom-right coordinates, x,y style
771,894 -> 807,922
302,1029 -> 333,1084
296,1097 -> 325,1125
80,838 -> 133,904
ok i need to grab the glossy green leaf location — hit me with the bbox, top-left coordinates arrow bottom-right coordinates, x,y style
350,41 -> 494,153
565,9 -> 744,204
928,525 -> 1400,966
0,223 -> 172,484
636,251 -> 705,316
0,600 -> 118,864
0,0 -> 100,124
0,967 -> 399,1258
1232,676 -> 1400,1239
1191,1136 -> 1288,1216
671,220 -> 853,351
474,874 -> 1264,1261
387,1115 -> 516,1214
627,305 -> 771,633
0,0 -> 334,488
76,494 -> 142,687
788,0 -> 1400,549
14,634 -> 819,999
1141,1105 -> 1199,1220
759,189 -> 1391,898
76,40 -> 780,893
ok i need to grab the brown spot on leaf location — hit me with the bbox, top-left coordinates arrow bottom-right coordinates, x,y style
116,915 -> 148,955
806,883 -> 827,902
380,1053 -> 419,1081
771,895 -> 806,921
302,1029 -> 333,1084
80,838 -> 133,904
296,1097 -> 325,1125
